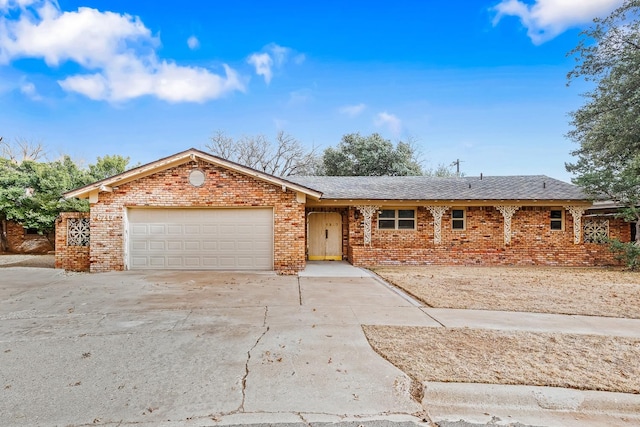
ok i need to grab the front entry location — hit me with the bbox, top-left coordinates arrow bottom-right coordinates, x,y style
308,212 -> 342,260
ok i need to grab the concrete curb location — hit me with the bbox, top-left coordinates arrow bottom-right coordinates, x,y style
422,382 -> 640,419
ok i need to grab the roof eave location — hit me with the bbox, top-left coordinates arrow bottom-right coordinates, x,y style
64,148 -> 323,200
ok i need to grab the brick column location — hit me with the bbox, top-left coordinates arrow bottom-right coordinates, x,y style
55,212 -> 90,271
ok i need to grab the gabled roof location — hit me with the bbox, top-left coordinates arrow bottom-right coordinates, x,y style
64,148 -> 323,200
287,175 -> 586,201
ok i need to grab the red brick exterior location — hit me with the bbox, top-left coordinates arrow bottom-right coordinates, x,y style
54,153 -> 634,272
346,206 -> 626,267
80,160 -> 306,274
55,212 -> 90,271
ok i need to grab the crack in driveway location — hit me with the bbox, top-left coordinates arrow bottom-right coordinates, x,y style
238,323 -> 270,413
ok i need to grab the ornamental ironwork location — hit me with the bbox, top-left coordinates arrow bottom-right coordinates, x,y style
583,219 -> 609,243
565,206 -> 586,244
67,218 -> 90,246
495,205 -> 521,245
355,205 -> 379,246
426,206 -> 449,244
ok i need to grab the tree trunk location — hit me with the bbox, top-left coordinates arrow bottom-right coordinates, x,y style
0,218 -> 7,252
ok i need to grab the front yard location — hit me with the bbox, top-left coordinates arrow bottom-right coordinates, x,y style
373,266 -> 640,318
365,266 -> 640,394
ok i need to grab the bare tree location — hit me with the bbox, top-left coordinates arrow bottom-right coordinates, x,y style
205,130 -> 320,176
0,137 -> 47,163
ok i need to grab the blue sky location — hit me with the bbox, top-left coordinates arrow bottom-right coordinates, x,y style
0,0 -> 625,181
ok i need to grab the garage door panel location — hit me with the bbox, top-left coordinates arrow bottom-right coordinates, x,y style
149,257 -> 166,267
131,256 -> 148,267
219,240 -> 236,250
184,257 -> 201,266
167,225 -> 183,234
202,241 -> 218,250
148,241 -> 165,250
184,225 -> 200,234
184,241 -> 201,250
128,208 -> 273,270
149,225 -> 166,235
167,241 -> 182,250
132,241 -> 147,251
202,257 -> 218,267
202,225 -> 218,235
131,225 -> 149,235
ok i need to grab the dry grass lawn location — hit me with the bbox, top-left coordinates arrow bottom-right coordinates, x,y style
363,326 -> 640,394
373,266 -> 640,318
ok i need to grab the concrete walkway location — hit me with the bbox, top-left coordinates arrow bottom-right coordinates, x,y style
299,260 -> 373,278
422,307 -> 640,338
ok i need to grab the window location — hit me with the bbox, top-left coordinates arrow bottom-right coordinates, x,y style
550,209 -> 564,230
377,209 -> 415,230
451,209 -> 465,230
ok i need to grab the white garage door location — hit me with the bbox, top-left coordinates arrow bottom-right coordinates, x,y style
127,208 -> 273,270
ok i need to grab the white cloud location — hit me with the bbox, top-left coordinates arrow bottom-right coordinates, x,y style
339,103 -> 366,117
492,0 -> 623,44
0,0 -> 244,102
247,43 -> 303,84
247,52 -> 273,84
187,35 -> 199,50
374,112 -> 402,135
19,79 -> 41,99
0,0 -> 38,11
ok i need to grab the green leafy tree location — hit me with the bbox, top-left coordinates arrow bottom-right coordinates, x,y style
0,151 -> 135,250
89,154 -> 133,181
322,133 -> 423,176
0,157 -> 91,236
566,0 -> 640,242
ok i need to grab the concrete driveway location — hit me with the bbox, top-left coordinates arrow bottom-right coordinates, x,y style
0,266 -> 438,426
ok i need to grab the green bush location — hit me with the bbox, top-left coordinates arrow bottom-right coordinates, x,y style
608,239 -> 640,270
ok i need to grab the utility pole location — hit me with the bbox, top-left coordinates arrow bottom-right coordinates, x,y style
451,159 -> 463,177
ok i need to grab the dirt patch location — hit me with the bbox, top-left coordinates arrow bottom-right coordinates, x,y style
363,325 -> 640,394
373,266 -> 640,319
0,254 -> 55,268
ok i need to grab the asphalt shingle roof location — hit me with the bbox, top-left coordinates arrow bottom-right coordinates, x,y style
287,175 -> 586,201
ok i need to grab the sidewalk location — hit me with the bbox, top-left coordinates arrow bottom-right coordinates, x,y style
422,307 -> 640,338
408,298 -> 640,425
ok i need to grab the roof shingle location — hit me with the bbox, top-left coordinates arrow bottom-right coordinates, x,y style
287,175 -> 585,201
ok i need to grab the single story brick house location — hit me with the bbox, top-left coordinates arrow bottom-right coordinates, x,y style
55,148 -> 631,273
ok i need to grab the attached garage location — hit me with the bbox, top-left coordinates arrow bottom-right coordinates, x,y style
58,149 -> 320,273
127,208 -> 274,270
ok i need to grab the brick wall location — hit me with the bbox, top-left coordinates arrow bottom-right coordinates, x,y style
55,212 -> 90,271
85,160 -> 306,274
347,206 -> 625,267
3,220 -> 54,254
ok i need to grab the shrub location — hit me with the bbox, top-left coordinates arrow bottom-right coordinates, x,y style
608,239 -> 640,270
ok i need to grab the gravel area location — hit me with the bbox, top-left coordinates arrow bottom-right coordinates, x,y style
0,254 -> 55,268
